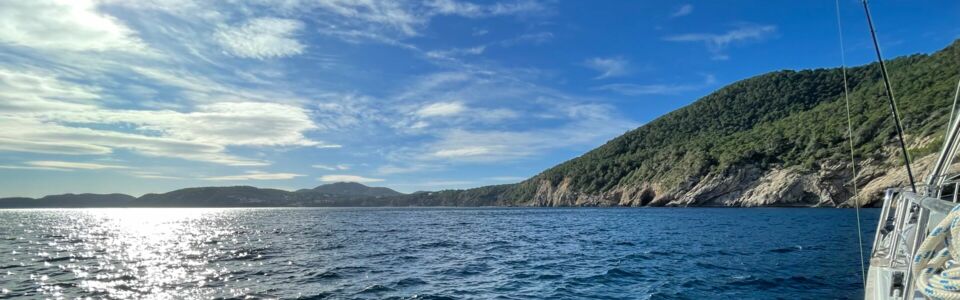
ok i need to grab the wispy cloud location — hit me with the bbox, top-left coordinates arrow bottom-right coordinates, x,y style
26,161 -> 125,170
312,164 -> 351,171
426,0 -> 549,19
319,175 -> 384,183
1,100 -> 335,166
376,164 -> 439,175
416,102 -> 468,118
203,171 -> 305,181
311,0 -> 551,43
403,103 -> 637,163
0,68 -> 100,113
593,74 -> 716,96
664,24 -> 777,60
128,171 -> 183,180
426,46 -> 486,59
671,4 -> 694,18
583,56 -> 630,79
214,18 -> 305,59
0,1 -> 147,52
26,161 -> 127,170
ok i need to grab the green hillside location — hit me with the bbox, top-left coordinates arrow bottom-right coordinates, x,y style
478,39 -> 960,206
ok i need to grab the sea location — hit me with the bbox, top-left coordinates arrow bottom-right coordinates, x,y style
0,207 -> 877,299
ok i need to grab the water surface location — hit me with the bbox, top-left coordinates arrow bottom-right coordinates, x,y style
0,208 -> 876,299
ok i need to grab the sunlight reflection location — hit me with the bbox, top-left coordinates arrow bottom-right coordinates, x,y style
71,208 -> 236,299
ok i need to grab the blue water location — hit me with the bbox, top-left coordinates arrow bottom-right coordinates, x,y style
0,208 -> 877,299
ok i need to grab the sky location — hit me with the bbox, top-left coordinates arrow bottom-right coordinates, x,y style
1,0 -> 958,197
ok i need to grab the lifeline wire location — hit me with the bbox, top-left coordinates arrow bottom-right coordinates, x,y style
835,0 -> 866,288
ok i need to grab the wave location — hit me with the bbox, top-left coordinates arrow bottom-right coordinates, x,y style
357,284 -> 393,294
394,277 -> 427,287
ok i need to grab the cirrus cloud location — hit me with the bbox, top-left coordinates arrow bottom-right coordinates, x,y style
664,24 -> 777,60
215,17 -> 305,59
203,171 -> 305,181
319,175 -> 385,183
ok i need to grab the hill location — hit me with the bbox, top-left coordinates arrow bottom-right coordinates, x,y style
295,182 -> 402,197
425,39 -> 960,207
0,183 -> 404,208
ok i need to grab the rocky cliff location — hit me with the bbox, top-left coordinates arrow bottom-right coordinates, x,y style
520,151 -> 940,208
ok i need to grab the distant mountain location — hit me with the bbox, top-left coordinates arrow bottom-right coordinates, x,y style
138,186 -> 296,207
295,182 -> 402,197
0,193 -> 136,208
0,183 -> 404,208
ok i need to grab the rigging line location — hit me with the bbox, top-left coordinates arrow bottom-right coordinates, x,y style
948,78 -> 960,149
836,0 -> 866,289
947,78 -> 960,131
941,78 -> 960,185
861,0 -> 918,193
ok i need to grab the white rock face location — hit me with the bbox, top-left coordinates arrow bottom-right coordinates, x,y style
525,151 -> 944,208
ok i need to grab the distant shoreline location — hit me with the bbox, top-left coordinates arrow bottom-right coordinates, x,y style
0,205 -> 863,209
0,182 -> 879,209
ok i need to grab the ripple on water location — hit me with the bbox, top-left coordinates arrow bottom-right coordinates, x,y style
0,208 -> 876,299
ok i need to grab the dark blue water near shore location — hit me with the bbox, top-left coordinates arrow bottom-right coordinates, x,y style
0,208 -> 877,299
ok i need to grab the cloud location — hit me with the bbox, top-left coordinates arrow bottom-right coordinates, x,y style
0,161 -> 127,172
313,93 -> 391,131
0,68 -> 100,112
664,24 -> 777,60
128,171 -> 183,180
126,66 -> 312,105
203,171 -> 304,181
215,17 -> 305,59
0,97 -> 338,166
312,0 -> 550,44
41,101 -> 328,147
0,0 -> 146,52
0,116 -> 269,166
593,74 -> 717,95
426,46 -> 486,59
433,146 -> 494,158
376,164 -> 437,175
416,102 -> 467,117
26,160 -> 127,170
410,103 -> 637,163
319,175 -> 385,183
312,164 -> 350,171
426,0 -> 548,18
0,165 -> 72,171
583,56 -> 630,79
313,0 -> 423,37
671,4 -> 694,18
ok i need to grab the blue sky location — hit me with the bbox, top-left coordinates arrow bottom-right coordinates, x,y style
0,0 -> 958,197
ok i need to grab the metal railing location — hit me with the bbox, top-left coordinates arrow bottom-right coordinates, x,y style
870,185 -> 960,299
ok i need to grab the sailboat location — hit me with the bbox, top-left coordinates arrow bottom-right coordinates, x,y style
854,0 -> 960,296
832,1 -> 960,299
864,112 -> 960,298
865,101 -> 960,299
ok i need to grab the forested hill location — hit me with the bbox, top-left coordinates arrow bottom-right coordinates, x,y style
412,39 -> 960,207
